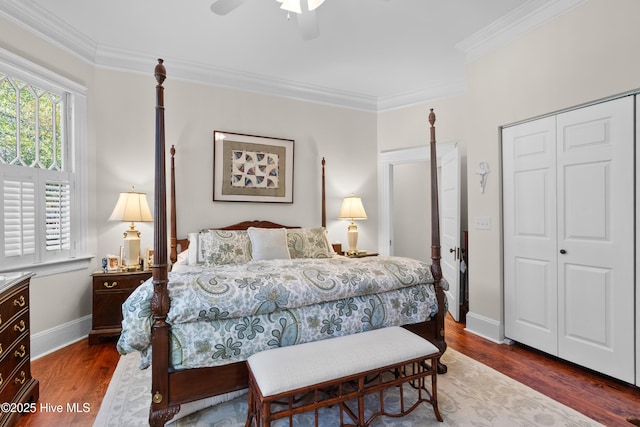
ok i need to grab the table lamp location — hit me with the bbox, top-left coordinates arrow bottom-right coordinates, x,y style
108,186 -> 153,269
338,195 -> 367,255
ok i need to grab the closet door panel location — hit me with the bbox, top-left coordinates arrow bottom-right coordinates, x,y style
503,116 -> 558,354
556,96 -> 635,383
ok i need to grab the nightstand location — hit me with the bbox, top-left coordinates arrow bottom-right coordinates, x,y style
89,270 -> 152,345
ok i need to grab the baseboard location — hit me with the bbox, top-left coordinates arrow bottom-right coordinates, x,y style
30,315 -> 92,360
464,311 -> 504,344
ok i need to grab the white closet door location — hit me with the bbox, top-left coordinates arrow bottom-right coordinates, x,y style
556,97 -> 635,383
503,116 -> 558,355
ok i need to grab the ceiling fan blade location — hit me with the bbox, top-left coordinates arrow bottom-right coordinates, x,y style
210,0 -> 248,15
297,9 -> 320,40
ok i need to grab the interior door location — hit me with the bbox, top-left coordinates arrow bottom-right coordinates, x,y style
439,146 -> 461,321
637,95 -> 640,387
503,116 -> 558,355
556,97 -> 635,383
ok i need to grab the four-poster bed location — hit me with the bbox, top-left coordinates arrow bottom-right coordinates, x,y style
119,59 -> 447,426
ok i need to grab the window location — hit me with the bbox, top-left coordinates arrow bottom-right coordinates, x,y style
0,48 -> 88,274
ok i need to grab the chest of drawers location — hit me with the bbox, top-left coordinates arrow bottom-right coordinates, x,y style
89,270 -> 152,345
0,272 -> 39,427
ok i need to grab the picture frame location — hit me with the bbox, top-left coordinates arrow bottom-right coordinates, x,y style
144,248 -> 154,270
213,131 -> 294,203
106,255 -> 120,272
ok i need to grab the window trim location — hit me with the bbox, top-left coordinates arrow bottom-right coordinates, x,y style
0,46 -> 91,276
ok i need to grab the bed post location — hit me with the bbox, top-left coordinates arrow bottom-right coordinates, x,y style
428,109 -> 448,374
321,157 -> 326,228
169,145 -> 177,264
149,59 -> 180,426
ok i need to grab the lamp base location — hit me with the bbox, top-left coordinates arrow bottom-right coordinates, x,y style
346,221 -> 359,255
122,228 -> 141,268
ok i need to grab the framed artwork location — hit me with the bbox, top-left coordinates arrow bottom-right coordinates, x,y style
213,131 -> 294,203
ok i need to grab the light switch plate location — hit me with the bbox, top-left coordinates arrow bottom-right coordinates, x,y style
475,216 -> 491,230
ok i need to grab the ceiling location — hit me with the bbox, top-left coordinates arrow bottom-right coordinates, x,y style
0,0 -> 581,111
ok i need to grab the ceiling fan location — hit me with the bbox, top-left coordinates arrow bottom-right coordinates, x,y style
210,0 -> 325,40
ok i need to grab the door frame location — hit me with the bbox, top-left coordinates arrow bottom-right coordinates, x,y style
378,143 -> 455,255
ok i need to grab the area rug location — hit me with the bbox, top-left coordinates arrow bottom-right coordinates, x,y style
94,348 -> 602,426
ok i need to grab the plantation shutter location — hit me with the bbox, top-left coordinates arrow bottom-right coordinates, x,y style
45,179 -> 71,252
2,172 -> 36,265
0,167 -> 73,267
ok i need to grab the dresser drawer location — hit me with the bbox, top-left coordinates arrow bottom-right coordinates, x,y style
0,357 -> 32,404
0,335 -> 30,390
0,311 -> 29,362
0,284 -> 29,329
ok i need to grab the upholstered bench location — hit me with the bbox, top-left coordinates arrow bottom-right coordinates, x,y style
245,326 -> 443,427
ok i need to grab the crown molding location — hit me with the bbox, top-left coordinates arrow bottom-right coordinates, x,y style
94,45 -> 380,111
0,0 -> 587,111
456,0 -> 588,62
377,79 -> 467,112
0,0 -> 96,64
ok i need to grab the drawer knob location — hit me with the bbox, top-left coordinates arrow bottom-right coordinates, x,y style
14,345 -> 25,359
14,320 -> 26,333
103,281 -> 118,288
14,371 -> 25,385
13,295 -> 25,307
0,343 -> 2,356
0,373 -> 3,386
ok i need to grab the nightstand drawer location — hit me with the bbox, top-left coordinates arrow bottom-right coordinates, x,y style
93,273 -> 151,291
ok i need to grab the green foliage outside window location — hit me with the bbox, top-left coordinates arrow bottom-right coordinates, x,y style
0,73 -> 64,171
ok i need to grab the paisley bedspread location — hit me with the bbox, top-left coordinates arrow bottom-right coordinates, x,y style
117,256 -> 440,370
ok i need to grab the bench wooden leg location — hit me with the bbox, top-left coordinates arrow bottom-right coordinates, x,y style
430,358 -> 443,422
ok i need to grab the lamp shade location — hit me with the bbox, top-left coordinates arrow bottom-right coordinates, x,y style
338,196 -> 368,220
108,189 -> 153,223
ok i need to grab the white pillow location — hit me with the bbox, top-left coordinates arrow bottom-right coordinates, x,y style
187,232 -> 205,265
247,227 -> 291,261
175,249 -> 189,265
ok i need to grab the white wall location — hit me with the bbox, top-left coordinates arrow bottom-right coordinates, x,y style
379,0 -> 640,341
93,69 -> 379,259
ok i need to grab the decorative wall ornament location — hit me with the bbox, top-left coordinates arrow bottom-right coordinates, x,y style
476,161 -> 489,194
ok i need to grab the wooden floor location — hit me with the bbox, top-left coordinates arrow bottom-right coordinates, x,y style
14,315 -> 640,427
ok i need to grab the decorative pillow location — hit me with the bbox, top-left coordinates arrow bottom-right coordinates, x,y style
286,227 -> 333,259
247,227 -> 291,260
200,229 -> 252,266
